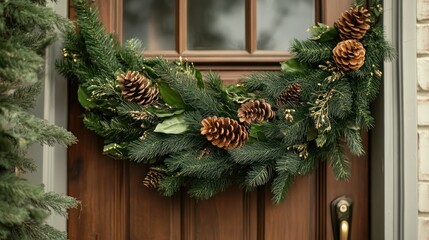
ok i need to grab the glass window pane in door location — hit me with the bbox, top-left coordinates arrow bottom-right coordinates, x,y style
188,0 -> 245,50
257,0 -> 315,50
123,0 -> 175,50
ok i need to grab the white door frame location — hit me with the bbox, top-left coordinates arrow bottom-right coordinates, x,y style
371,0 -> 418,239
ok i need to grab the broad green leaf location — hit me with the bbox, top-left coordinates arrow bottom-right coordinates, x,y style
146,107 -> 185,118
154,114 -> 188,134
103,143 -> 126,159
306,128 -> 318,141
195,70 -> 204,89
249,124 -> 267,141
157,82 -> 186,108
143,65 -> 159,79
77,86 -> 96,109
308,23 -> 338,42
317,28 -> 338,42
281,59 -> 307,73
315,134 -> 327,148
225,84 -> 255,104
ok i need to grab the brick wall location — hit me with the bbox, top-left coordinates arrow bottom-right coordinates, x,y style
418,0 -> 429,238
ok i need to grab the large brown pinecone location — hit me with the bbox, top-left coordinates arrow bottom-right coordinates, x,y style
117,71 -> 159,106
143,169 -> 165,189
200,116 -> 249,149
238,99 -> 275,124
332,39 -> 366,71
335,6 -> 371,40
277,83 -> 302,106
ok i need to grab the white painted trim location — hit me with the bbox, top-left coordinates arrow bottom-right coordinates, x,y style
42,1 -> 69,232
371,0 -> 418,239
400,0 -> 418,237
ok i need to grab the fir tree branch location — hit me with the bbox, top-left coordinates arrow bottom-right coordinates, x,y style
229,141 -> 285,164
187,177 -> 231,200
290,39 -> 334,64
270,172 -> 293,204
244,164 -> 272,189
128,133 -> 205,163
154,59 -> 223,116
158,176 -> 185,197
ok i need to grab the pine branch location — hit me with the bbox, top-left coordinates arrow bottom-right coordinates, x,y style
278,112 -> 313,145
275,152 -> 301,174
117,38 -> 145,71
72,0 -> 120,77
158,176 -> 185,197
343,128 -> 365,156
327,81 -> 353,119
154,59 -> 223,116
270,172 -> 293,204
32,192 -> 79,217
290,39 -> 334,64
328,143 -> 351,180
164,151 -> 233,179
10,222 -> 67,240
229,141 -> 285,164
128,133 -> 205,163
187,177 -> 231,200
244,164 -> 272,189
83,113 -> 144,143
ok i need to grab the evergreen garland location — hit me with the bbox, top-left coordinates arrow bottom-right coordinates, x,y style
58,0 -> 393,204
0,0 -> 78,239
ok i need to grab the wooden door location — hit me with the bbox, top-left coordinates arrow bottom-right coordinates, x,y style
67,0 -> 368,239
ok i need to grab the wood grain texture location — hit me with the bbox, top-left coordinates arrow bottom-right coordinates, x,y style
263,175 -> 317,240
128,164 -> 181,240
324,134 -> 369,240
182,188 -> 257,240
67,81 -> 130,240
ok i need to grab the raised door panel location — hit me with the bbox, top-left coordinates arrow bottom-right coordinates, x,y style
263,175 -> 317,240
324,134 -> 369,240
129,164 -> 181,240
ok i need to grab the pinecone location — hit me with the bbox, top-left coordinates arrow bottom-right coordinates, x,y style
117,71 -> 159,106
200,116 -> 249,149
332,39 -> 366,71
237,99 -> 275,124
143,169 -> 165,189
277,83 -> 302,106
335,6 -> 371,40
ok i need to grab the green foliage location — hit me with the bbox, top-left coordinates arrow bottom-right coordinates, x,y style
290,39 -> 335,64
154,58 -> 224,116
0,1 -> 77,239
58,0 -> 392,204
128,133 -> 205,163
271,172 -> 293,204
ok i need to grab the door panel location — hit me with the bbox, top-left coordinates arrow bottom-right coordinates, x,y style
262,175 -> 316,240
68,0 -> 366,239
324,134 -> 369,240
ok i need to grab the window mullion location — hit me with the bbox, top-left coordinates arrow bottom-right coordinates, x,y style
245,0 -> 256,53
177,0 -> 187,54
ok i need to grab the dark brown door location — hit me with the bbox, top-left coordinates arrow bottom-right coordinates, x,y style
67,0 -> 368,239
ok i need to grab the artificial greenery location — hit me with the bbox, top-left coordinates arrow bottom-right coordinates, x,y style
57,0 -> 393,204
0,0 -> 78,239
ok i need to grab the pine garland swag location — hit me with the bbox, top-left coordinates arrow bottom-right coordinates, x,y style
58,0 -> 393,204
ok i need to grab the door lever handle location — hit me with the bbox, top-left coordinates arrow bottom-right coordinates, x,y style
331,196 -> 353,240
340,220 -> 349,240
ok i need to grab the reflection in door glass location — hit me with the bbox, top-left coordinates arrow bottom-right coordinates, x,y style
123,0 -> 175,50
188,0 -> 245,50
257,0 -> 314,50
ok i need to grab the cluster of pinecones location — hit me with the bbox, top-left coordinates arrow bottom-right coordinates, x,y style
200,85 -> 305,149
333,6 -> 370,71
